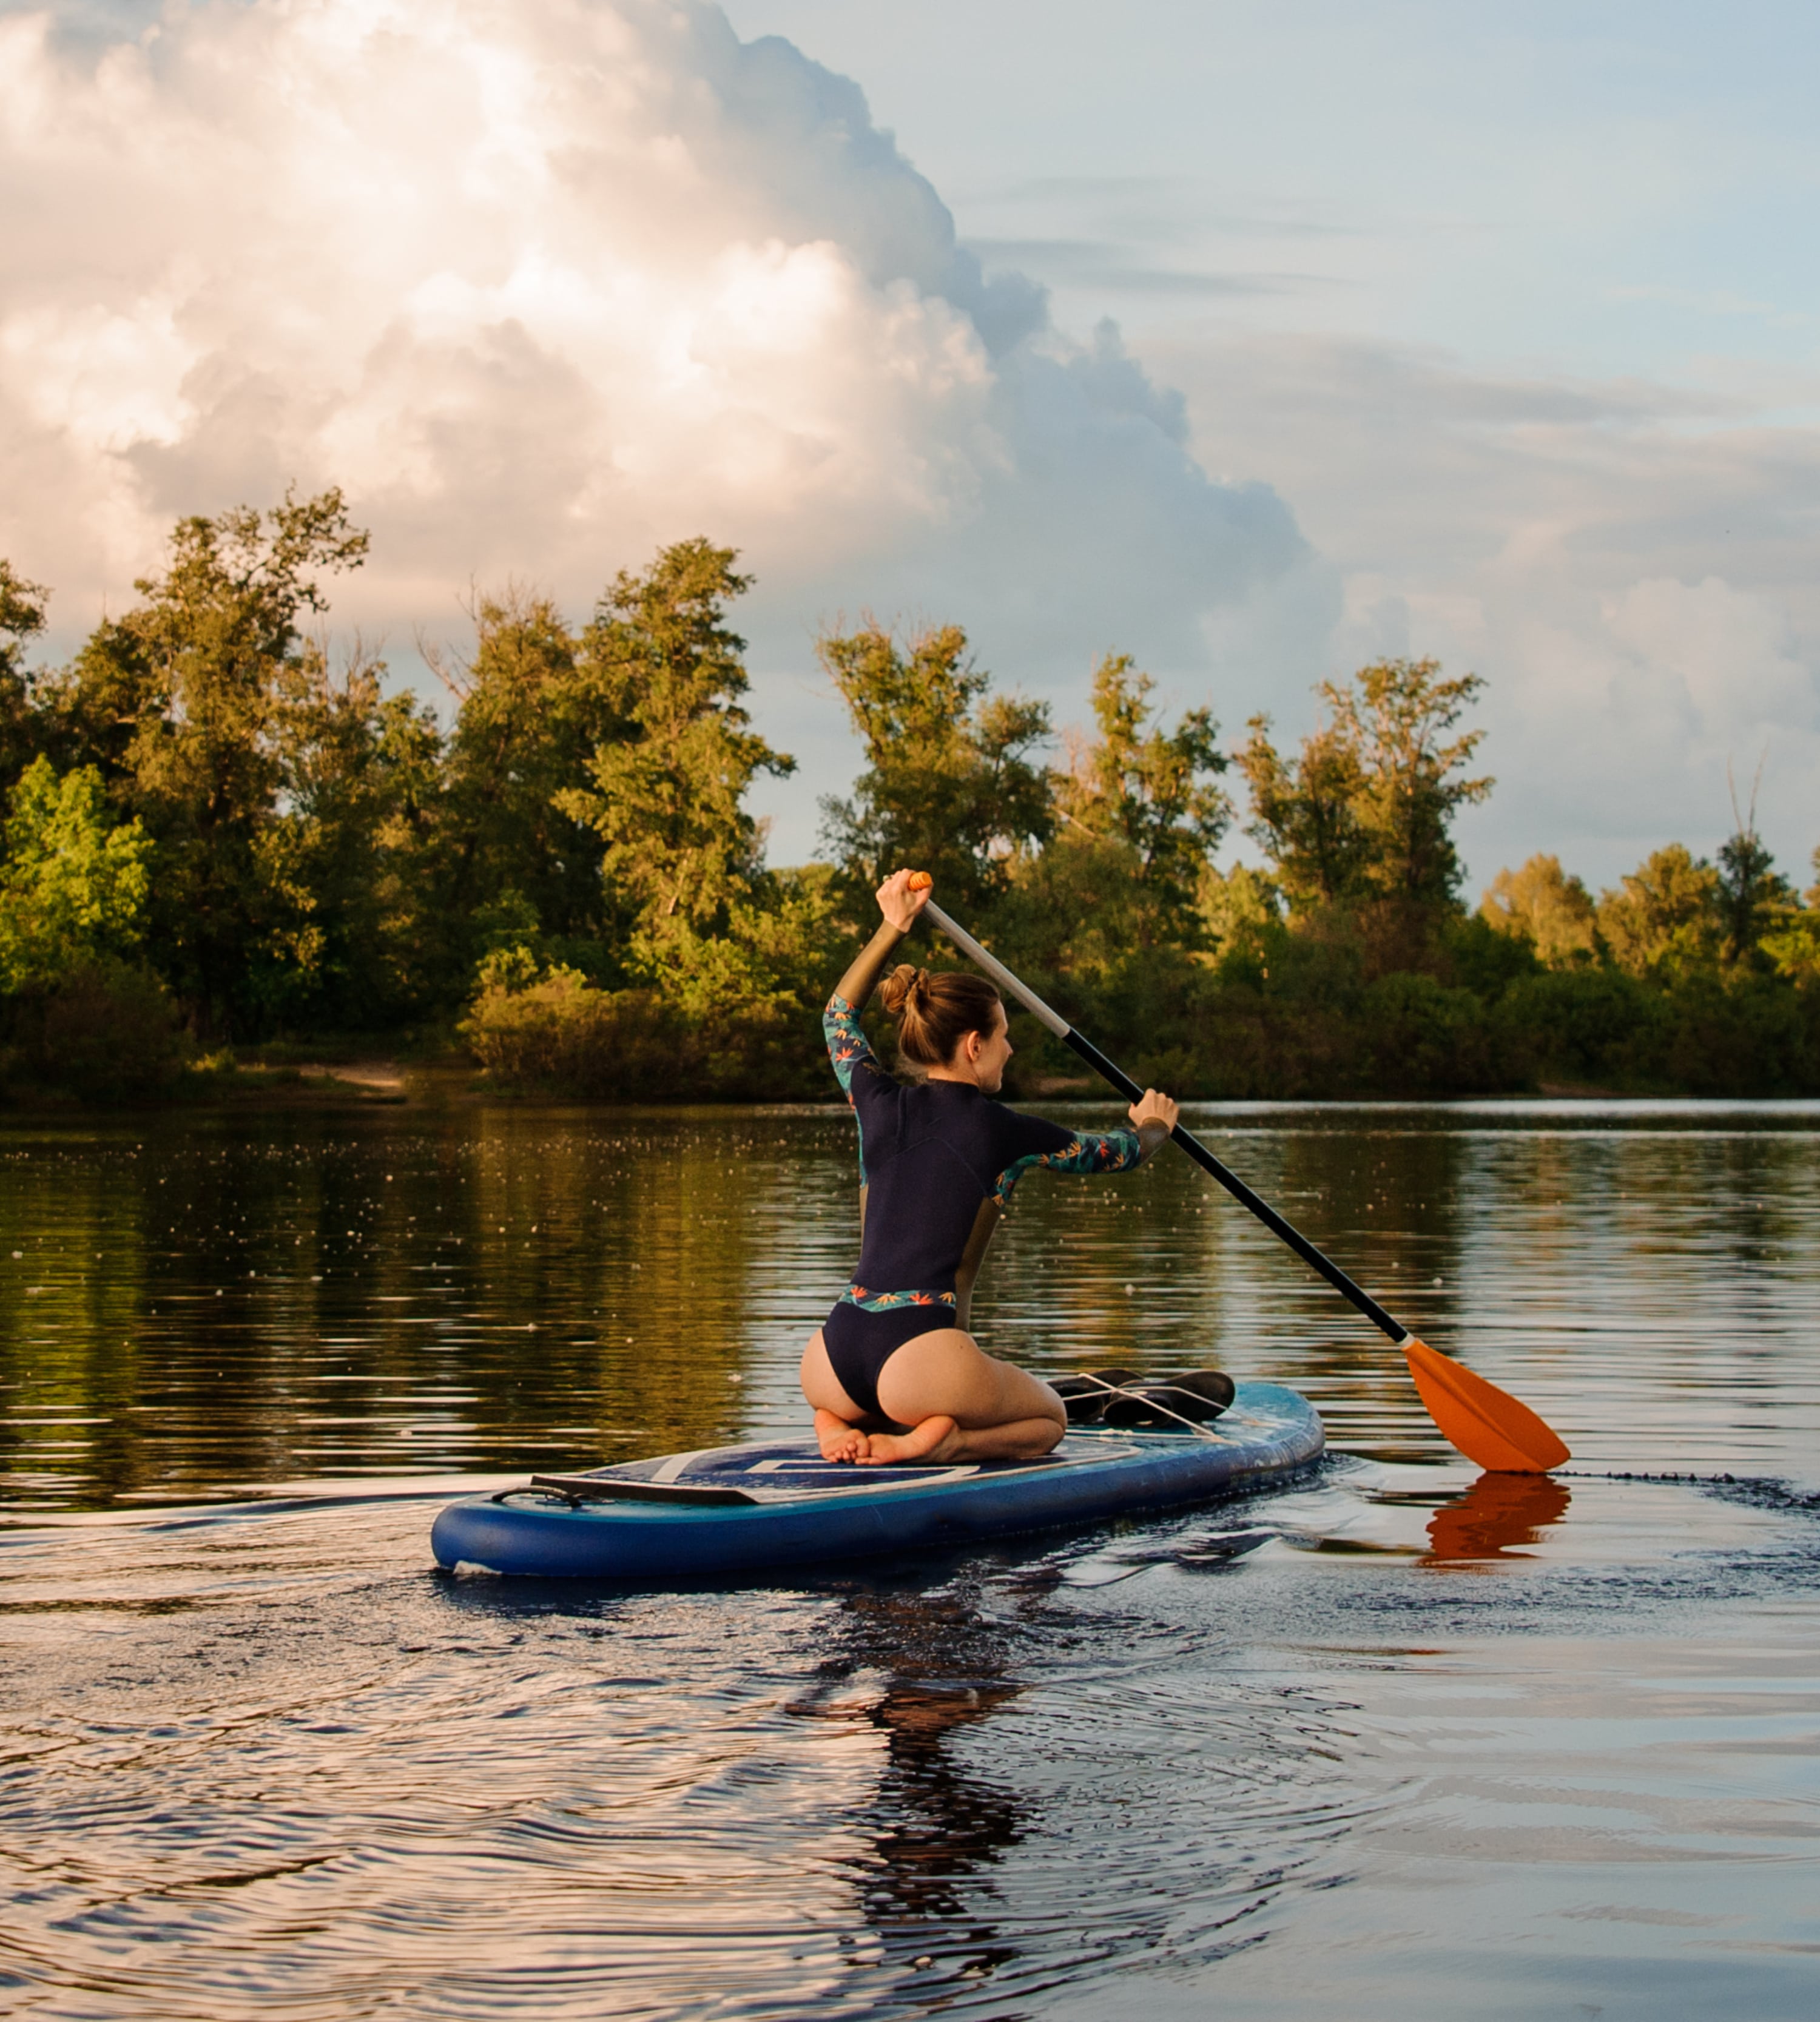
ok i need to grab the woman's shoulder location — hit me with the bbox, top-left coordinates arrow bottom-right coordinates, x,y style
985,1096 -> 1075,1142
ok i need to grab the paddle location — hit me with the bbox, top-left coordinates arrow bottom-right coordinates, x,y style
909,879 -> 1570,1474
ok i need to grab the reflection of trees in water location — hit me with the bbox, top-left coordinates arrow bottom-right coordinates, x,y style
24,1108 -> 1815,1508
1230,1126 -> 1472,1463
982,1116 -> 1476,1471
790,1580 -> 1029,1968
0,1110 -> 852,1507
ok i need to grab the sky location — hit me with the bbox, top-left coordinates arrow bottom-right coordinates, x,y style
4,0 -> 1818,889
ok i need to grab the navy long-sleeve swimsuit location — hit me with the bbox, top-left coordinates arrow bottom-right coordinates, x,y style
819,992 -> 1143,1419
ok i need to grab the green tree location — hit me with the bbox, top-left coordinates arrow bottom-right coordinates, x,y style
436,585 -> 622,976
1198,861 -> 1283,966
1233,714 -> 1369,912
1760,844 -> 1820,985
41,488 -> 369,1032
1000,653 -> 1230,991
1597,844 -> 1722,976
818,621 -> 1053,912
557,539 -> 794,971
0,758 -> 151,992
265,641 -> 447,1025
1481,854 -> 1598,967
0,561 -> 50,798
1238,659 -> 1491,918
1054,653 -> 1230,913
464,544 -> 843,1098
1714,822 -> 1791,966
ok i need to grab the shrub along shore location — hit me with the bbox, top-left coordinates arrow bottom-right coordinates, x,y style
3,492 -> 1817,1105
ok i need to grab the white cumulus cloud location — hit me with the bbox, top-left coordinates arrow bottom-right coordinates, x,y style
0,0 -> 1306,851
1152,328 -> 1820,885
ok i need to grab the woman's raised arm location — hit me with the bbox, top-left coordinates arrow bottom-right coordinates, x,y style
831,868 -> 932,1009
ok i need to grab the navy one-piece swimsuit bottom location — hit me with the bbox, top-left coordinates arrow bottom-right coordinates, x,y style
820,994 -> 1141,1420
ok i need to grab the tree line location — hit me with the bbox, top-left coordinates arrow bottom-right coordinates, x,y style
2,492 -> 1816,1101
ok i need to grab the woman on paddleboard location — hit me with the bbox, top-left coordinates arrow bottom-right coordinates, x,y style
802,868 -> 1181,1466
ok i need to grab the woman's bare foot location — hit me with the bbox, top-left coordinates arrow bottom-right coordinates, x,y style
858,1415 -> 958,1466
815,1409 -> 871,1463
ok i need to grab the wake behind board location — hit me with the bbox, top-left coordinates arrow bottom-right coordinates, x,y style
431,1381 -> 1322,1580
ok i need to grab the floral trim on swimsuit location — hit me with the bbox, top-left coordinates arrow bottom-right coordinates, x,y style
991,1131 -> 1142,1210
838,1284 -> 958,1313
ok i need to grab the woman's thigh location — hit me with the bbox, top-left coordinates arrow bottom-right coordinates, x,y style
800,1330 -> 867,1421
874,1329 -> 1063,1432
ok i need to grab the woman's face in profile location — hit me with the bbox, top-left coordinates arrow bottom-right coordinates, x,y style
964,1002 -> 1013,1094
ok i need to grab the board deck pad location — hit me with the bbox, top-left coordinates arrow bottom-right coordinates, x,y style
534,1443 -> 1105,1504
432,1382 -> 1323,1581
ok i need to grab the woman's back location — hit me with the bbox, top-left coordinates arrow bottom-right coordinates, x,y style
826,994 -> 1139,1305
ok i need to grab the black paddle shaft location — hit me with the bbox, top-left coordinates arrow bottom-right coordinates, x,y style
1060,1029 -> 1406,1344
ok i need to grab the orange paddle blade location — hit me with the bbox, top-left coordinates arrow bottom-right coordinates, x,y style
1401,1336 -> 1570,1474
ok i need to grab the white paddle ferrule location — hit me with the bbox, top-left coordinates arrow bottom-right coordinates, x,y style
922,900 -> 1071,1039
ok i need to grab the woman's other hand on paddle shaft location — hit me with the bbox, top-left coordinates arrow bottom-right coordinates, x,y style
878,868 -> 932,935
1129,1088 -> 1179,1159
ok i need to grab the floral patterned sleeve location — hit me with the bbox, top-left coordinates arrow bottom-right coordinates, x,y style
823,992 -> 880,1096
823,992 -> 889,1184
990,1119 -> 1143,1208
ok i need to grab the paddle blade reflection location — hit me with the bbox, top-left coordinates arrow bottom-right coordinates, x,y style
1424,1471 -> 1572,1565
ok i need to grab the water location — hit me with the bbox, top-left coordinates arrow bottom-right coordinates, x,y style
4,1099 -> 1818,2018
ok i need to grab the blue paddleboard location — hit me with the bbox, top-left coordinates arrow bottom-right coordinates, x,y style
430,1381 -> 1323,1580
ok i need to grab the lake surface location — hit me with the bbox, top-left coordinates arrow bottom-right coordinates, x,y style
3,1097 -> 1818,2018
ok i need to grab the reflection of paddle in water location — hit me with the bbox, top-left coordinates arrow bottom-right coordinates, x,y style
1424,1471 -> 1571,1564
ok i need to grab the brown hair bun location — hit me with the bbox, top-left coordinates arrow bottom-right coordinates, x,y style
880,964 -> 1002,1070
878,963 -> 926,1019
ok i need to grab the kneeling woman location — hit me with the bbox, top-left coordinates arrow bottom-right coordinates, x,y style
802,868 -> 1179,1466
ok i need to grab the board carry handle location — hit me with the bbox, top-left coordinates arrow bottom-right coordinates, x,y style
519,1475 -> 760,1506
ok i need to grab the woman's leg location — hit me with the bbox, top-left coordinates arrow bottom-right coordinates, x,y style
866,1329 -> 1065,1465
800,1330 -> 872,1462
